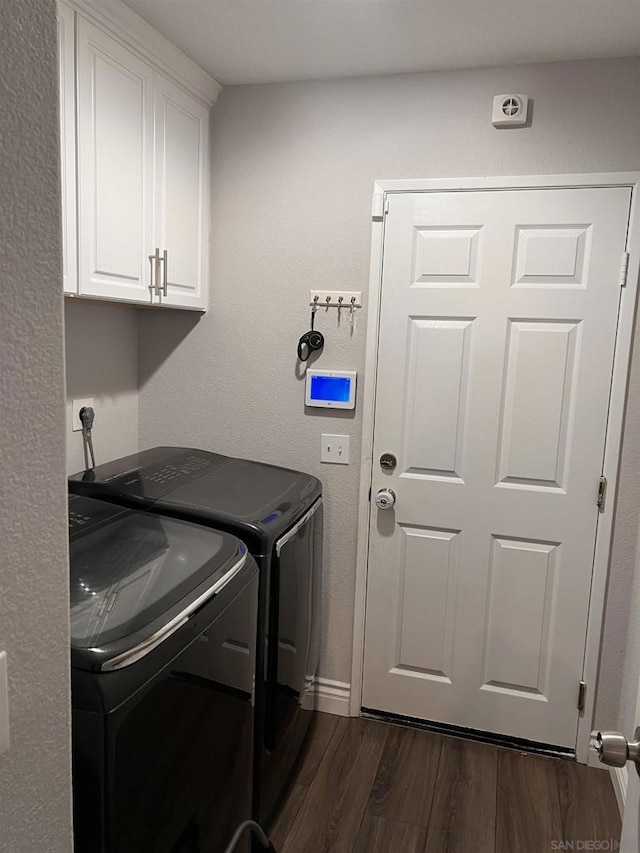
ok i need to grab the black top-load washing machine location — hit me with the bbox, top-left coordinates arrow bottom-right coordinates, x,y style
69,493 -> 258,853
70,447 -> 322,825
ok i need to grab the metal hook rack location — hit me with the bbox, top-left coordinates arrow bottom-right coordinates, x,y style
309,290 -> 362,332
308,290 -> 362,309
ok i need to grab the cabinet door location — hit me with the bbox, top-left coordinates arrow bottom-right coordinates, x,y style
57,2 -> 77,295
77,19 -> 153,303
153,75 -> 209,310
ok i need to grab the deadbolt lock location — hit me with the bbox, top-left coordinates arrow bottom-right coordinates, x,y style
380,453 -> 397,471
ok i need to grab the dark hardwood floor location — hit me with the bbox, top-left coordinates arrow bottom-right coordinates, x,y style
269,714 -> 621,853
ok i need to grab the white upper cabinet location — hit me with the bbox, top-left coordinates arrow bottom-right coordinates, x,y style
152,75 -> 209,309
57,2 -> 77,296
60,1 -> 218,310
76,18 -> 154,303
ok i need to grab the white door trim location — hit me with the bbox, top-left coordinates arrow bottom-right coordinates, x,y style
350,173 -> 640,765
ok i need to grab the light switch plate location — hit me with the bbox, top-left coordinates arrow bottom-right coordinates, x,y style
321,434 -> 350,465
71,398 -> 94,432
0,652 -> 9,758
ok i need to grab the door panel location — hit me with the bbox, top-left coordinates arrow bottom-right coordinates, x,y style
498,320 -> 579,488
512,225 -> 590,287
413,226 -> 482,285
404,318 -> 472,479
482,535 -> 557,696
363,186 -> 632,748
76,19 -> 153,303
153,76 -> 208,309
394,525 -> 459,681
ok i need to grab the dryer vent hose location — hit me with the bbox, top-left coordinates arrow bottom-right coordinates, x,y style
223,820 -> 276,853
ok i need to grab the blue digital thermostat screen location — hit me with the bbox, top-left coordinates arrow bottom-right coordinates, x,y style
310,374 -> 351,403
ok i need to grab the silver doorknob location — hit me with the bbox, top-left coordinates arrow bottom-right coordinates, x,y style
375,488 -> 396,510
591,727 -> 640,774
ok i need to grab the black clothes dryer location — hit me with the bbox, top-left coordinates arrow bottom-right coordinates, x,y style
69,447 -> 323,826
68,494 -> 258,853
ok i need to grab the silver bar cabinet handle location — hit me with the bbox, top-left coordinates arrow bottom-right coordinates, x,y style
148,251 -> 156,297
154,247 -> 161,296
162,248 -> 168,296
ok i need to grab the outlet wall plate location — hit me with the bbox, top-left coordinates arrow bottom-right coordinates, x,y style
492,94 -> 529,127
72,398 -> 94,432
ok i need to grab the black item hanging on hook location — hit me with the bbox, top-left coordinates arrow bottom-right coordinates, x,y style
297,330 -> 324,361
297,298 -> 324,361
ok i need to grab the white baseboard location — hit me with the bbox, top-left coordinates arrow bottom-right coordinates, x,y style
313,677 -> 351,717
610,765 -> 628,818
582,748 -> 626,818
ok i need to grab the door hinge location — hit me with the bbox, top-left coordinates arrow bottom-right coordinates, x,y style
372,193 -> 390,221
620,251 -> 630,287
368,486 -> 372,502
371,191 -> 384,221
578,680 -> 587,712
597,476 -> 607,513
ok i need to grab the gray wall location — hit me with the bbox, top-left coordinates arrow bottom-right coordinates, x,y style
138,57 -> 640,727
0,0 -> 73,850
65,300 -> 139,474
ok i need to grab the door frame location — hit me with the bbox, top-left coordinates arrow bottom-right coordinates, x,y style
350,173 -> 640,764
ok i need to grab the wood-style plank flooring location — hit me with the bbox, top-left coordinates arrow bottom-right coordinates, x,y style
269,714 -> 620,853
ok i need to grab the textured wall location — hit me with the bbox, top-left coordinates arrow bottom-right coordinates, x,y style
138,58 -> 640,725
0,0 -> 73,850
65,299 -> 140,474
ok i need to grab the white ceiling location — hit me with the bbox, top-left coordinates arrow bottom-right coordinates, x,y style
123,0 -> 640,86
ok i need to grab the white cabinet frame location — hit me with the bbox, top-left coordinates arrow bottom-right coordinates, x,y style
65,0 -> 221,105
58,2 -> 77,295
58,0 -> 218,310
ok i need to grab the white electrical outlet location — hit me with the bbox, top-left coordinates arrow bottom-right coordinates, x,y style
321,434 -> 350,465
0,652 -> 9,758
72,398 -> 94,432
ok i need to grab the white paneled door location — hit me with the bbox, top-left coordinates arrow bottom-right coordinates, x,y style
362,187 -> 632,748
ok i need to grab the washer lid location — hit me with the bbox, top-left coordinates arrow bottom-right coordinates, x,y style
68,494 -> 246,662
69,447 -> 322,551
163,456 -> 319,519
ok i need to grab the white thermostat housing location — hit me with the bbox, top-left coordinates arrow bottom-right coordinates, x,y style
305,369 -> 357,410
492,94 -> 529,127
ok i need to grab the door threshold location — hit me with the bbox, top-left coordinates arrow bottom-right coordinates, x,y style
361,708 -> 575,760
